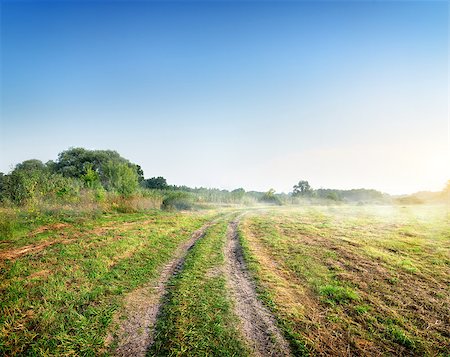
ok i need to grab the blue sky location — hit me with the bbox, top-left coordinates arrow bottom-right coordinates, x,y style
1,0 -> 448,194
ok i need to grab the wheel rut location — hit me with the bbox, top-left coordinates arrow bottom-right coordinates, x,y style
110,220 -> 215,357
224,218 -> 292,356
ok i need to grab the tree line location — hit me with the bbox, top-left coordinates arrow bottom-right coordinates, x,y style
1,147 -> 447,208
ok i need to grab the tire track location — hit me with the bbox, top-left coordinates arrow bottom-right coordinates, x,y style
224,218 -> 292,356
111,219 -> 217,357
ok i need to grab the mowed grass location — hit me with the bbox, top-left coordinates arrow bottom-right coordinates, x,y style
239,205 -> 450,356
0,209 -> 218,356
150,216 -> 248,356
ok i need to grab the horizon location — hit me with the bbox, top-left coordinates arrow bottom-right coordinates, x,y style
1,0 -> 448,195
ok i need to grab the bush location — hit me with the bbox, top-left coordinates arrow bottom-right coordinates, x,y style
0,211 -> 16,241
259,189 -> 282,206
161,191 -> 194,211
1,162 -> 81,206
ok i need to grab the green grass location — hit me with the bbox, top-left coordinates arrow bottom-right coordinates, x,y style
239,205 -> 450,356
0,209 -> 217,356
150,217 -> 248,356
1,204 -> 448,355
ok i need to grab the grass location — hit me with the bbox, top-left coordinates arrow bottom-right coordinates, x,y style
239,205 -> 450,356
150,216 -> 248,356
0,209 -> 218,356
1,203 -> 448,355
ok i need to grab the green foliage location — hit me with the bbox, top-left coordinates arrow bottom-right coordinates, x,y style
161,191 -> 194,210
325,191 -> 341,201
0,212 -> 16,241
0,160 -> 80,205
293,180 -> 313,197
260,189 -> 282,205
82,164 -> 101,189
143,176 -> 168,190
102,161 -> 139,196
231,188 -> 246,201
54,147 -> 142,193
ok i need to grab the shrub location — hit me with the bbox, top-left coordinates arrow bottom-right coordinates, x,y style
259,189 -> 282,206
102,161 -> 139,196
0,211 -> 16,241
161,191 -> 194,211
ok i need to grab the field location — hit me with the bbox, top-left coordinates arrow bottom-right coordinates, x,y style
239,205 -> 450,356
0,204 -> 448,356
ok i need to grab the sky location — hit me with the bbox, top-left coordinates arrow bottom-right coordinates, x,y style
0,0 -> 448,195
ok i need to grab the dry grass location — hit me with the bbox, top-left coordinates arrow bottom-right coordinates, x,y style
239,205 -> 450,356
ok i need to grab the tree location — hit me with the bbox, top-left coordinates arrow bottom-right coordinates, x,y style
15,159 -> 48,173
81,164 -> 101,189
0,173 -> 6,202
144,177 -> 168,190
260,189 -> 282,205
54,147 -> 142,192
2,159 -> 79,205
102,161 -> 139,196
231,188 -> 245,201
135,165 -> 145,183
293,180 -> 313,197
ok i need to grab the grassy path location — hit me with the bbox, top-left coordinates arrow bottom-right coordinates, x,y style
149,213 -> 293,357
149,214 -> 248,356
224,218 -> 291,356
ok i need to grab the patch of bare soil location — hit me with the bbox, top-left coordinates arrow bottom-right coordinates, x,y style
31,223 -> 70,235
109,221 -> 214,357
224,219 -> 292,356
0,240 -> 69,260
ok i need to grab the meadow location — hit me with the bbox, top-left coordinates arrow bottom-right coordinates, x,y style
239,205 -> 450,356
0,204 -> 448,356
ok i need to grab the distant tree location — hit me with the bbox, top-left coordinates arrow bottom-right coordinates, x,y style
15,159 -> 48,173
293,180 -> 313,197
135,165 -> 145,183
260,189 -> 282,205
325,191 -> 340,201
231,188 -> 245,201
144,176 -> 168,190
54,147 -> 141,192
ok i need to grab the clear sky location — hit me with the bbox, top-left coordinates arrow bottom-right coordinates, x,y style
1,0 -> 448,194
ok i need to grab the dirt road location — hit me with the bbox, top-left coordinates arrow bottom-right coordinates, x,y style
111,221 -> 213,356
224,218 -> 291,356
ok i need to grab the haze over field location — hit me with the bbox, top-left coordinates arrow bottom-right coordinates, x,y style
1,0 -> 448,194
